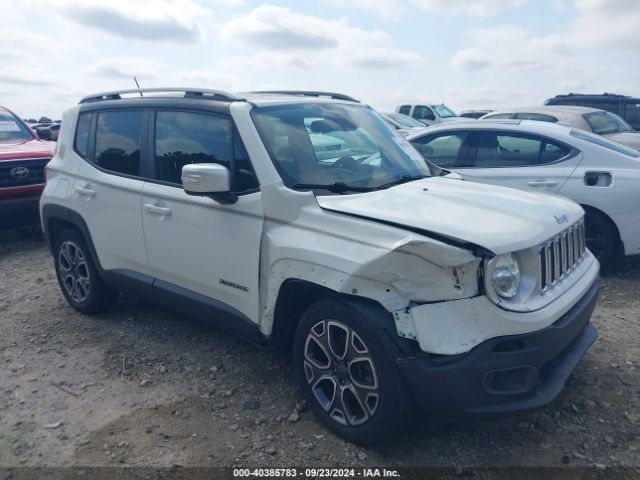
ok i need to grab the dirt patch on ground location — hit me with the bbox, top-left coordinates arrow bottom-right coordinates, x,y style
1,226 -> 639,473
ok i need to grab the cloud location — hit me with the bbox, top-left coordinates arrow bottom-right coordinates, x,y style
335,0 -> 405,20
0,67 -> 57,86
37,0 -> 212,43
86,58 -> 164,80
220,5 -> 339,50
450,25 -> 572,73
409,0 -> 528,17
572,0 -> 640,49
219,4 -> 424,70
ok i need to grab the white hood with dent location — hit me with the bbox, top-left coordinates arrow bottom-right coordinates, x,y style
317,177 -> 583,255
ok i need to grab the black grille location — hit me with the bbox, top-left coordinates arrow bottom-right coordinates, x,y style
0,158 -> 49,189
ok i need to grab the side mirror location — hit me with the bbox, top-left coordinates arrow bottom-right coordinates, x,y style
181,163 -> 236,203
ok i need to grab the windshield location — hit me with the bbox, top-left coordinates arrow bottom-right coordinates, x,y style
253,103 -> 430,193
0,111 -> 34,141
432,104 -> 457,118
386,113 -> 424,128
571,128 -> 640,158
583,111 -> 632,135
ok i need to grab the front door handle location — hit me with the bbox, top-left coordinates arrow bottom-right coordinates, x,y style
144,203 -> 172,216
75,186 -> 96,198
527,180 -> 559,187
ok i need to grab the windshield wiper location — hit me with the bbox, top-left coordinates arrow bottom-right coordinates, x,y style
376,174 -> 427,190
292,182 -> 375,193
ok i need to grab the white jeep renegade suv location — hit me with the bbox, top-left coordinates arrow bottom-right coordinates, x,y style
40,88 -> 599,444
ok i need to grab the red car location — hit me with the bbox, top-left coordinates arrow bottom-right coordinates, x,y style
0,106 -> 55,227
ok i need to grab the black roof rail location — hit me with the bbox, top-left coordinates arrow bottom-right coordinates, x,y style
249,90 -> 360,102
79,87 -> 244,104
554,92 -> 629,98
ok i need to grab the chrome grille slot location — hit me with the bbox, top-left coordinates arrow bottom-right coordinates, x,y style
538,219 -> 586,293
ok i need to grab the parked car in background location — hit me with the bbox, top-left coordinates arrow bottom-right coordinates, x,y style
0,106 -> 55,227
380,112 -> 426,135
41,88 -> 598,444
396,103 -> 465,126
545,93 -> 640,131
481,106 -> 640,150
460,110 -> 493,119
407,120 -> 640,266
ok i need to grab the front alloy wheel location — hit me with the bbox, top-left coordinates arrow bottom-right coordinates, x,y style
293,299 -> 414,445
303,319 -> 380,426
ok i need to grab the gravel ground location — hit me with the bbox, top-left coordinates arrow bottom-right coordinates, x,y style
1,226 -> 639,474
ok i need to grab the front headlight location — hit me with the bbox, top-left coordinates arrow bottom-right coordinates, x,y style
490,253 -> 520,299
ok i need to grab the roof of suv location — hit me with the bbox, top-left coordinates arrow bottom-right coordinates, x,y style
78,88 -> 361,110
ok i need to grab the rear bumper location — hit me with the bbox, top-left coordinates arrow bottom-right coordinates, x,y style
0,193 -> 42,227
396,280 -> 598,418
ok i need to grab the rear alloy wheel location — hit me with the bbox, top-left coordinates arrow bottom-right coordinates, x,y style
54,229 -> 117,314
293,299 -> 414,445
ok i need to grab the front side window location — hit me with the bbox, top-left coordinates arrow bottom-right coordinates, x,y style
94,111 -> 143,176
252,103 -> 430,192
583,111 -> 632,135
154,111 -> 232,184
154,110 -> 258,192
514,112 -> 559,123
398,105 -> 411,115
432,104 -> 457,118
410,131 -> 467,168
0,111 -> 33,141
474,131 -> 570,167
413,106 -> 435,121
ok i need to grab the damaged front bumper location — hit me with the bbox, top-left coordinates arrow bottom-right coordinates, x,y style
395,280 -> 598,418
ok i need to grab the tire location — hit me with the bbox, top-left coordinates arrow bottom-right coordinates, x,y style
53,228 -> 117,314
584,210 -> 618,269
293,298 -> 414,445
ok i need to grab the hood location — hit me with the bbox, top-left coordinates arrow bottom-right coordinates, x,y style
604,131 -> 640,150
0,138 -> 55,161
316,177 -> 583,255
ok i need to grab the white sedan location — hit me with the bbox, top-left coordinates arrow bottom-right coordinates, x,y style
407,120 -> 640,266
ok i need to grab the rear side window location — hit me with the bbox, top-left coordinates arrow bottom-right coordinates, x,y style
74,113 -> 91,159
95,111 -> 143,176
474,132 -> 570,167
410,131 -> 467,168
514,112 -> 559,123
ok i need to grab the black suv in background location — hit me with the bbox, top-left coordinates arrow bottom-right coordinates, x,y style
545,93 -> 640,130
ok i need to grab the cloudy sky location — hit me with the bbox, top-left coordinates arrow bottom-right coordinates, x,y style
1,0 -> 638,119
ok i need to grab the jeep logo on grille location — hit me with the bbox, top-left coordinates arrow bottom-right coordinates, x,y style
10,166 -> 29,179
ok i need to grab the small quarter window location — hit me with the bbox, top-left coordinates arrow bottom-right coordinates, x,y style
74,113 -> 91,159
95,111 -> 143,176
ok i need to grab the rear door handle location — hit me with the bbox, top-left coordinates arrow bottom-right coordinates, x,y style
75,186 -> 96,198
144,203 -> 172,216
527,180 -> 559,187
